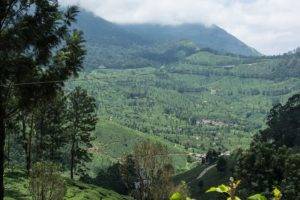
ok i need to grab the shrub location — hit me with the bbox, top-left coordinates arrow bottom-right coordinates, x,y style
29,162 -> 66,200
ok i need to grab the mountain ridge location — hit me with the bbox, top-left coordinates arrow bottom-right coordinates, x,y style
74,10 -> 261,70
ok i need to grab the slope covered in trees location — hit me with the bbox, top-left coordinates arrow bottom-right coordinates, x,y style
74,10 -> 261,70
1,1 -> 299,200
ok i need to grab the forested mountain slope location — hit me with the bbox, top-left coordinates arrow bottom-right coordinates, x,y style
70,50 -> 300,160
74,10 -> 260,70
121,23 -> 260,56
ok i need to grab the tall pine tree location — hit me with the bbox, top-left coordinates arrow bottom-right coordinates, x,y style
67,87 -> 97,179
0,1 -> 85,198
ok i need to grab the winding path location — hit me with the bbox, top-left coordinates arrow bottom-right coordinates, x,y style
196,164 -> 217,180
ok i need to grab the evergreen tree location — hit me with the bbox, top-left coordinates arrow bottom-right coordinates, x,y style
34,95 -> 68,163
0,1 -> 85,197
67,87 -> 97,179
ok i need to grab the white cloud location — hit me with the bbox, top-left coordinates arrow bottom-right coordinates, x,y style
59,0 -> 300,55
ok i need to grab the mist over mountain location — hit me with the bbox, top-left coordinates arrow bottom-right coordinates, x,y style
121,23 -> 260,56
74,10 -> 260,70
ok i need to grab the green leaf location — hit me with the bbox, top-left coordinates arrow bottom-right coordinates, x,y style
219,184 -> 230,193
206,187 -> 218,193
170,192 -> 182,200
273,187 -> 282,199
206,185 -> 229,194
227,197 -> 241,200
248,194 -> 267,200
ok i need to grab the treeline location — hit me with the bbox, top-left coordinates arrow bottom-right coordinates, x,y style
6,88 -> 97,178
168,51 -> 300,81
0,1 -> 96,199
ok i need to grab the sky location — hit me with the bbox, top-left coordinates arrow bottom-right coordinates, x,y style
59,0 -> 300,55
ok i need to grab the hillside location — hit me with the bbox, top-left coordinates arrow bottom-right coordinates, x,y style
4,169 -> 132,200
2,3 -> 299,200
88,121 -> 190,175
174,155 -> 237,200
69,50 -> 299,166
74,10 -> 260,70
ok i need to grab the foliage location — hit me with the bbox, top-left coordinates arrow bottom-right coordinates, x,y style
4,168 -> 133,200
29,162 -> 66,200
120,140 -> 175,200
34,94 -> 69,163
71,53 -> 299,161
88,120 -> 188,173
217,157 -> 228,172
235,94 -> 300,199
0,1 -> 85,198
207,149 -> 220,164
170,182 -> 191,200
67,87 -> 98,179
206,178 -> 241,200
207,179 -> 282,200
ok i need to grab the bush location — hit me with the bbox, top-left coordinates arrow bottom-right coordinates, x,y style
216,156 -> 227,172
29,162 -> 66,200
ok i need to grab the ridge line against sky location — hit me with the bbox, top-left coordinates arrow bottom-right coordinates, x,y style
59,0 -> 300,55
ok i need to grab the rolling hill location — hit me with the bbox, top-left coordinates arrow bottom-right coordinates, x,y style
87,120 -> 191,176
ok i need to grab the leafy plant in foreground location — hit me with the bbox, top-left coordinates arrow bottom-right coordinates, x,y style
206,178 -> 282,200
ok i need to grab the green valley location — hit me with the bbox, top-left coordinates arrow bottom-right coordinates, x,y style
1,2 -> 300,200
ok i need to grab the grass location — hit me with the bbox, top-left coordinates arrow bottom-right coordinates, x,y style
4,168 -> 132,200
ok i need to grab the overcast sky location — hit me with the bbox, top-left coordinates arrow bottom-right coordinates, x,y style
59,0 -> 300,55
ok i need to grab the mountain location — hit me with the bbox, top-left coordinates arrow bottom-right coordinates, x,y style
75,10 -> 147,47
121,23 -> 260,57
74,10 -> 260,70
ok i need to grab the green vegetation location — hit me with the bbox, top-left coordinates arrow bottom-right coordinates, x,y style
70,50 -> 300,158
235,94 -> 300,199
76,10 -> 260,70
174,153 -> 238,200
1,1 -> 300,200
89,120 -> 189,174
4,169 -> 132,200
206,179 -> 282,200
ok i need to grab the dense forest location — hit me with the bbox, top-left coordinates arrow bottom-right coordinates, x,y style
0,1 -> 299,200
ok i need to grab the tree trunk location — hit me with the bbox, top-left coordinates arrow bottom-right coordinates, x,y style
0,95 -> 6,200
26,114 -> 34,175
70,139 -> 75,180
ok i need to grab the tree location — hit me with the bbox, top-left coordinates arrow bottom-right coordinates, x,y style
281,154 -> 300,199
121,140 -> 175,200
0,1 -> 85,197
91,162 -> 128,195
29,162 -> 66,200
34,95 -> 68,163
206,149 -> 219,164
235,94 -> 300,199
217,156 -> 227,172
67,87 -> 97,179
120,155 -> 138,194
